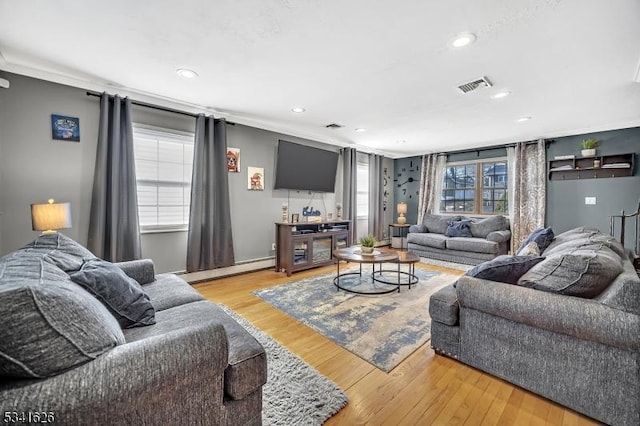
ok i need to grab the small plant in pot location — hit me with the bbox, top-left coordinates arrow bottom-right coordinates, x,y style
581,138 -> 600,157
359,235 -> 377,254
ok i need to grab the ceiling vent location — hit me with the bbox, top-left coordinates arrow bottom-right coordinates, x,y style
325,123 -> 343,129
457,76 -> 493,93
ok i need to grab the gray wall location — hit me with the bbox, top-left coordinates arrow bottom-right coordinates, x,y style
546,127 -> 640,250
394,128 -> 640,251
393,156 -> 421,225
0,72 -> 357,272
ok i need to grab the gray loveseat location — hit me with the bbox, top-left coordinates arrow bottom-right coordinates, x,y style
429,227 -> 640,425
0,234 -> 266,425
408,214 -> 511,265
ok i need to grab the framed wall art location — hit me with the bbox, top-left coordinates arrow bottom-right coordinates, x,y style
247,167 -> 264,190
51,114 -> 80,142
227,147 -> 240,172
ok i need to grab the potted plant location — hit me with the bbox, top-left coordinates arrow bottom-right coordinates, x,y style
581,138 -> 600,157
359,235 -> 377,254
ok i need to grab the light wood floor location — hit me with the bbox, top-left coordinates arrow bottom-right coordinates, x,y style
193,262 -> 599,426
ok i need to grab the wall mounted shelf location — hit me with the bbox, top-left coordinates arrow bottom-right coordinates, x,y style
548,153 -> 635,181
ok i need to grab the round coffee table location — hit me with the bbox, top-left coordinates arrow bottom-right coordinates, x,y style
332,247 -> 400,295
371,251 -> 420,288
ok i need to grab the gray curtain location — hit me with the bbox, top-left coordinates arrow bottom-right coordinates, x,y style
88,93 -> 141,262
341,147 -> 357,244
368,153 -> 384,240
507,139 -> 547,252
186,115 -> 234,272
417,153 -> 446,224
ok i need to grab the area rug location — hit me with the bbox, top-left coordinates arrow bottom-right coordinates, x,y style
253,265 -> 459,372
419,257 -> 473,272
221,305 -> 348,426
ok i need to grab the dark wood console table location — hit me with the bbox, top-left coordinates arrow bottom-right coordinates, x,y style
275,220 -> 351,276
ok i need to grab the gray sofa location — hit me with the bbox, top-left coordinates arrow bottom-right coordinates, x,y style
0,233 -> 266,425
408,214 -> 511,265
429,227 -> 640,425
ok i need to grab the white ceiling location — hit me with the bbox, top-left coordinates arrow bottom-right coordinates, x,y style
1,0 -> 639,158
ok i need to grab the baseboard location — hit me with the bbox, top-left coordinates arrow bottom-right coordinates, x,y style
179,257 -> 275,284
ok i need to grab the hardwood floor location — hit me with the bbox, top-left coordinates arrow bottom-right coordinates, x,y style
193,263 -> 599,426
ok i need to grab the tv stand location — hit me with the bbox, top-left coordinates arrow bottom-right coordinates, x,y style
275,220 -> 352,276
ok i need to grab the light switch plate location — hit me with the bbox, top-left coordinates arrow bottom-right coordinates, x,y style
585,197 -> 596,205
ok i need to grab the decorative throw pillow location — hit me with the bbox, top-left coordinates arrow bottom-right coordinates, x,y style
517,250 -> 623,298
516,241 -> 541,257
0,277 -> 125,378
445,220 -> 473,237
517,227 -> 554,254
463,255 -> 545,284
21,232 -> 96,272
70,258 -> 156,328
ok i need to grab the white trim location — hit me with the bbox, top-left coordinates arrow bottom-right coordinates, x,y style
445,156 -> 507,166
181,258 -> 275,283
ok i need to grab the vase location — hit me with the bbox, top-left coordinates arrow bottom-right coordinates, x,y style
361,246 -> 374,254
581,149 -> 596,157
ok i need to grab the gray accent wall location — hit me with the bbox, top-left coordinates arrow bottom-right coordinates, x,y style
546,127 -> 640,250
0,72 -> 354,272
393,156 -> 421,225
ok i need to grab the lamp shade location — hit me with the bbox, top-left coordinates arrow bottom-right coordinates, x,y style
397,202 -> 407,214
31,200 -> 72,233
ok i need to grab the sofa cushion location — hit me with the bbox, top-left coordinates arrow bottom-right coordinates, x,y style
445,220 -> 473,237
20,232 -> 96,272
518,248 -> 623,298
464,255 -> 545,284
543,227 -> 599,252
70,258 -> 156,328
445,237 -> 499,254
469,215 -> 509,238
407,232 -> 448,249
0,254 -> 125,378
143,273 -> 206,311
423,214 -> 460,235
517,227 -> 554,254
409,224 -> 427,234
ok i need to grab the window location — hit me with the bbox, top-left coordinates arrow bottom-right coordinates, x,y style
440,159 -> 508,214
356,158 -> 369,219
133,125 -> 194,231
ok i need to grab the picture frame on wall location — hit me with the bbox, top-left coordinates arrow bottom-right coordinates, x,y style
247,167 -> 264,190
227,147 -> 240,172
51,114 -> 80,142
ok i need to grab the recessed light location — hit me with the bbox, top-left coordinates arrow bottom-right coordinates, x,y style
395,140 -> 407,144
355,128 -> 366,133
291,107 -> 306,113
176,68 -> 198,79
492,91 -> 511,99
451,33 -> 476,48
517,116 -> 532,122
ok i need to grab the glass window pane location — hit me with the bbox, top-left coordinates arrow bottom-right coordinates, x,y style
464,190 -> 475,200
466,165 -> 475,177
464,200 -> 474,211
483,201 -> 494,213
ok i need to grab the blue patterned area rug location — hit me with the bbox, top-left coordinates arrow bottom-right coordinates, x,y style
254,264 -> 459,372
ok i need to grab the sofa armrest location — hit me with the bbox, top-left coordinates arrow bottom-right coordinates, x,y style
409,224 -> 427,233
486,230 -> 511,243
115,258 -> 156,285
0,321 -> 229,424
456,276 -> 640,351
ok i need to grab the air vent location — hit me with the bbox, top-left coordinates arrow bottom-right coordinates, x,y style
325,123 -> 343,129
457,76 -> 493,93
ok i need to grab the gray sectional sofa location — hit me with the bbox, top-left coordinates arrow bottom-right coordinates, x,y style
408,214 -> 511,265
0,233 -> 266,425
429,227 -> 640,425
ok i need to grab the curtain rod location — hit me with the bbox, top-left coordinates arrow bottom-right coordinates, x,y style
443,139 -> 553,156
86,91 -> 235,124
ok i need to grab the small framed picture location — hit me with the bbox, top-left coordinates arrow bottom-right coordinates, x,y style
291,213 -> 299,223
247,167 -> 264,190
227,147 -> 240,172
51,114 -> 80,142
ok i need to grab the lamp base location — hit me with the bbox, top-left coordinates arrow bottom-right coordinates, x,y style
397,216 -> 406,225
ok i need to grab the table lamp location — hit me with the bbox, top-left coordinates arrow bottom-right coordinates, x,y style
397,202 -> 407,224
31,199 -> 72,234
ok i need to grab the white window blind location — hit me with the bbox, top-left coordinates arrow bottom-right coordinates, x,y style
356,160 -> 369,219
133,125 -> 194,231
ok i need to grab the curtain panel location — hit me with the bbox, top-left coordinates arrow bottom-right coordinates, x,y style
507,139 -> 547,252
186,115 -> 235,272
341,147 -> 358,244
88,93 -> 141,262
417,153 -> 446,224
368,153 -> 384,240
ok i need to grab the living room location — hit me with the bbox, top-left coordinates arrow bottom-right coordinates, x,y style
1,2 -> 640,425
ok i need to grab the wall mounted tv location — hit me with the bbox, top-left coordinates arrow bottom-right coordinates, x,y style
274,140 -> 339,193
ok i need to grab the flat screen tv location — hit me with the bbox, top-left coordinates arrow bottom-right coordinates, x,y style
274,140 -> 339,192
